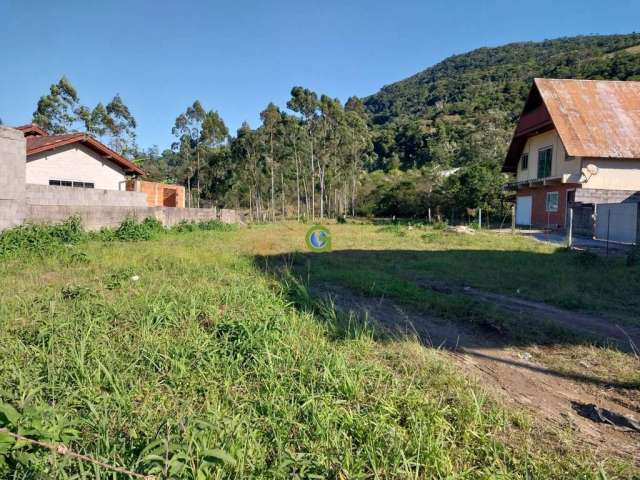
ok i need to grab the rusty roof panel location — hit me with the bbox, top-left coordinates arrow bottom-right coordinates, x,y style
535,78 -> 640,159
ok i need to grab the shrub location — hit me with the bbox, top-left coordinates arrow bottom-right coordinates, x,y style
0,216 -> 86,258
197,219 -> 236,232
113,216 -> 164,241
171,220 -> 198,233
337,215 -> 347,224
431,219 -> 448,230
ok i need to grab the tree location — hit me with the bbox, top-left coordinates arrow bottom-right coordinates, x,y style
172,101 -> 228,207
32,77 -> 80,133
287,87 -> 319,219
33,77 -> 138,156
260,103 -> 282,220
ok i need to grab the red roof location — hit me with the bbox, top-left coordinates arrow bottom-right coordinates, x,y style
536,78 -> 640,159
24,131 -> 144,175
16,123 -> 49,137
504,78 -> 640,172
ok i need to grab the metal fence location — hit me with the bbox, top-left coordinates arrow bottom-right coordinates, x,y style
593,203 -> 639,244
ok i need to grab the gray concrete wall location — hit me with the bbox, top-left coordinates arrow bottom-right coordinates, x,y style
25,205 -> 231,230
26,184 -> 147,207
0,127 -> 27,230
575,188 -> 640,204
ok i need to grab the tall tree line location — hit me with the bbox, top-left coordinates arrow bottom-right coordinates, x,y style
225,88 -> 372,221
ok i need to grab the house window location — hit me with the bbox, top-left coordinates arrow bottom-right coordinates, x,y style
521,153 -> 529,170
538,147 -> 552,178
49,180 -> 95,189
546,192 -> 559,212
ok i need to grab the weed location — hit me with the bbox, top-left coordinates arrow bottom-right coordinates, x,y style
112,216 -> 164,241
0,216 -> 85,258
626,245 -> 640,267
574,249 -> 601,267
431,219 -> 448,230
0,223 -> 636,478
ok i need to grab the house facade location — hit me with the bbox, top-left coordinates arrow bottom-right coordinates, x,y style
17,124 -> 144,190
503,79 -> 640,229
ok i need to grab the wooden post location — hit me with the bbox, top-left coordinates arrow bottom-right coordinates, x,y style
511,205 -> 516,234
566,208 -> 573,248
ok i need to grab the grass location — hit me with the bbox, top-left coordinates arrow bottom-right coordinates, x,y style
0,221 -> 638,478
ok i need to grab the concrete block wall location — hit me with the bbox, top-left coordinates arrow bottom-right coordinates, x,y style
0,127 -> 26,230
26,184 -> 147,207
1,126 -> 241,232
575,188 -> 640,204
25,205 -> 233,230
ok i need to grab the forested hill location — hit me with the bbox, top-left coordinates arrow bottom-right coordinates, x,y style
363,34 -> 640,171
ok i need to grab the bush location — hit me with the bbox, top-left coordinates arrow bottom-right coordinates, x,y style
171,219 -> 235,233
0,216 -> 85,258
113,216 -> 164,241
431,219 -> 448,230
197,219 -> 236,232
337,215 -> 347,224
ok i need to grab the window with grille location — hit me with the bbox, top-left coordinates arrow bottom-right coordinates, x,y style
49,180 -> 95,188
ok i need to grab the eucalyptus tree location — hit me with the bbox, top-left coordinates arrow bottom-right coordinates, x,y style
32,77 -> 80,134
33,77 -> 138,156
172,101 -> 228,207
230,122 -> 265,220
287,87 -> 319,220
259,103 -> 282,221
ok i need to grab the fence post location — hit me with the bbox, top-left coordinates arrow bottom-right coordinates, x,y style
606,208 -> 611,257
566,208 -> 573,248
511,205 -> 516,234
478,208 -> 482,230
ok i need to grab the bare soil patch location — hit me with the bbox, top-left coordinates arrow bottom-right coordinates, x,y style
410,275 -> 640,351
312,283 -> 640,465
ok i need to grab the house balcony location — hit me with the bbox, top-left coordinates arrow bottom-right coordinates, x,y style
504,174 -> 574,190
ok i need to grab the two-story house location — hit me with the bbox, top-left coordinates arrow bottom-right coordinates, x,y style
502,78 -> 640,229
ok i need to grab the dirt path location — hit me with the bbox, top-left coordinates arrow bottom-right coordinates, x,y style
312,283 -> 640,464
409,276 -> 640,351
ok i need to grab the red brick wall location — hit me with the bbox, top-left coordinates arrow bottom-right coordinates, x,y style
126,180 -> 185,208
517,184 -> 580,229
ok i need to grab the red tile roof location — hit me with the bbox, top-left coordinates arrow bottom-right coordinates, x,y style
504,79 -> 640,172
25,132 -> 144,175
15,123 -> 49,137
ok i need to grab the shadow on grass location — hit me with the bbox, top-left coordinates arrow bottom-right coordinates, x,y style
253,248 -> 640,390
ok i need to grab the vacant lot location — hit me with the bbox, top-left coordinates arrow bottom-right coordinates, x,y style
1,221 -> 638,478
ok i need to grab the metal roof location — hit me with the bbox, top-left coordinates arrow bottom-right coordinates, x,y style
534,78 -> 640,159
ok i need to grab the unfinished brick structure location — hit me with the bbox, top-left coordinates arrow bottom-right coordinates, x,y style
126,180 -> 185,208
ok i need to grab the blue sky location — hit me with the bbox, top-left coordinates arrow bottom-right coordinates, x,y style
1,0 -> 638,150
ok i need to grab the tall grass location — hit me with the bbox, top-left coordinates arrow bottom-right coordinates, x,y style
0,216 -> 236,260
0,225 -> 624,478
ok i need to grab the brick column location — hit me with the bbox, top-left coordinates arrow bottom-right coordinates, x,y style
0,127 -> 26,230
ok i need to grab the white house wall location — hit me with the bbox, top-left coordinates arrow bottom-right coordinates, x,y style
516,129 -> 581,182
26,143 -> 126,190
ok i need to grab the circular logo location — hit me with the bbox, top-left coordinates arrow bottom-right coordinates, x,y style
305,225 -> 332,252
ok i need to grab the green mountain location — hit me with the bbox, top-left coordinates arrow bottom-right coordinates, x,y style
363,34 -> 640,171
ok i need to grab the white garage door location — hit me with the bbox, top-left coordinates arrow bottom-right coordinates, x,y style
516,196 -> 532,226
